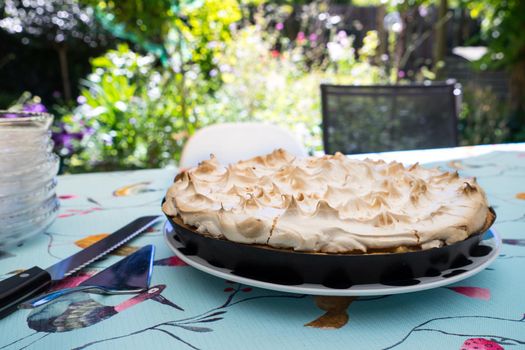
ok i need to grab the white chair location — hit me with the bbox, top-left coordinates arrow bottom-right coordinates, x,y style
179,122 -> 307,169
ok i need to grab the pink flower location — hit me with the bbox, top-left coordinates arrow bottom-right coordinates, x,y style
297,31 -> 306,42
337,30 -> 347,39
275,22 -> 284,31
418,5 -> 429,17
309,33 -> 318,42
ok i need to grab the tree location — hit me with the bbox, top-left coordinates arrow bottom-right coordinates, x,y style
80,0 -> 241,126
0,0 -> 110,101
463,0 -> 525,139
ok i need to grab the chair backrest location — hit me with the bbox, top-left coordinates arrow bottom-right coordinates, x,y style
179,122 -> 307,169
320,81 -> 460,154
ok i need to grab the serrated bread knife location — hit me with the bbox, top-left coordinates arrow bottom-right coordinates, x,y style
0,215 -> 162,318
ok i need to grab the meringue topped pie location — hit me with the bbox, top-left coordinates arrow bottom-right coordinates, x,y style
162,149 -> 493,254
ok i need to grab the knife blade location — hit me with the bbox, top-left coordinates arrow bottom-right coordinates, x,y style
0,215 -> 162,318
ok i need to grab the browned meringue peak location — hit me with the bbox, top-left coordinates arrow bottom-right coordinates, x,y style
187,174 -> 214,196
323,185 -> 356,208
377,161 -> 406,177
363,191 -> 392,209
428,204 -> 450,218
187,165 -> 231,194
380,179 -> 402,198
239,193 -> 262,211
162,195 -> 178,217
429,170 -> 460,184
274,163 -> 321,183
162,172 -> 194,216
409,178 -> 429,198
174,192 -> 221,213
294,195 -> 341,217
168,171 -> 191,194
237,148 -> 296,170
231,216 -> 270,239
303,156 -> 348,184
459,179 -> 481,196
408,162 -> 420,171
254,187 -> 290,209
272,167 -> 321,194
337,197 -> 374,219
253,175 -> 276,190
224,164 -> 260,187
363,210 -> 414,227
191,155 -> 224,179
225,183 -> 247,196
165,149 -> 491,253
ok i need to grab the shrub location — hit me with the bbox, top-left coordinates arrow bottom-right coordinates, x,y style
61,45 -> 193,171
459,83 -> 510,145
197,24 -> 402,154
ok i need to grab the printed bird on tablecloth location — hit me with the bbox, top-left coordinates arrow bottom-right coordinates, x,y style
27,285 -> 182,333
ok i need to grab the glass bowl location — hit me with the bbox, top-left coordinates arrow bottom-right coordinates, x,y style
0,138 -> 53,156
0,151 -> 53,170
1,194 -> 58,226
0,111 -> 54,131
0,196 -> 60,249
0,111 -> 60,248
0,130 -> 52,149
0,153 -> 59,196
0,178 -> 57,216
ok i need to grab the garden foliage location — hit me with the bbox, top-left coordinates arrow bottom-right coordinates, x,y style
2,0 -> 523,172
57,2 -> 402,171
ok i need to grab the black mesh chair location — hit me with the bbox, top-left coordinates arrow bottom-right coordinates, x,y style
320,81 -> 461,154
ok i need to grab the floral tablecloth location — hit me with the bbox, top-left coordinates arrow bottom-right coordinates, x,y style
1,143 -> 524,350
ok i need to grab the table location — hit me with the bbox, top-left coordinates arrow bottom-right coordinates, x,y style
1,143 -> 524,350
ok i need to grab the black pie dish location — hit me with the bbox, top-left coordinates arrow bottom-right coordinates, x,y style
163,199 -> 496,287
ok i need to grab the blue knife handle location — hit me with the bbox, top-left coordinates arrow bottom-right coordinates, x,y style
0,266 -> 52,318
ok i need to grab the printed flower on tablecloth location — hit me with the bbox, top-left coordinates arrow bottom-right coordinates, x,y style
515,192 -> 525,200
113,182 -> 160,196
446,286 -> 491,300
58,207 -> 103,219
460,338 -> 504,350
224,280 -> 252,293
153,255 -> 188,266
58,194 -> 78,200
75,234 -> 138,256
502,239 -> 525,246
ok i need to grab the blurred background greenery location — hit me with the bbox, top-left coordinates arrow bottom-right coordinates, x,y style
1,0 -> 524,172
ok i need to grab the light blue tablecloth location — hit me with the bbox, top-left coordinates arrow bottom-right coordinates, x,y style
1,145 -> 524,350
